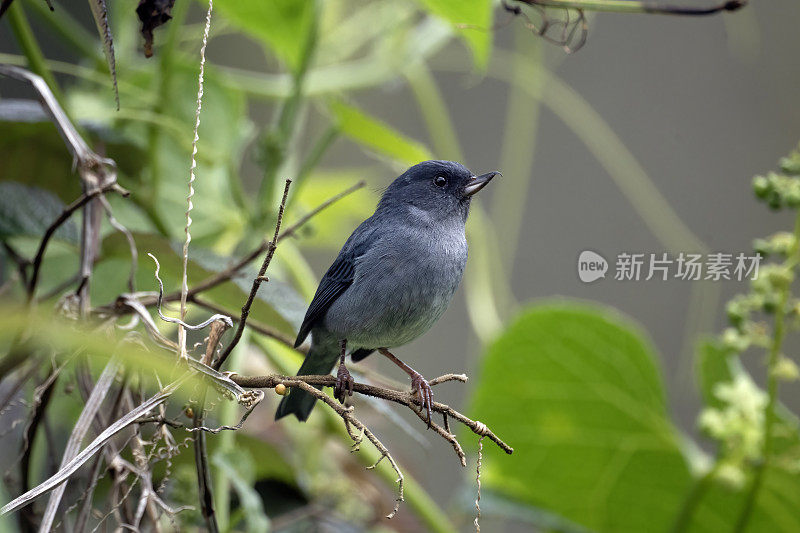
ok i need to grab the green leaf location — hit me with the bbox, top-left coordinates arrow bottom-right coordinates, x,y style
212,451 -> 270,532
0,105 -> 81,202
413,0 -> 493,68
213,0 -> 315,72
329,100 -> 432,165
468,302 -> 693,532
0,182 -> 79,245
469,303 -> 800,532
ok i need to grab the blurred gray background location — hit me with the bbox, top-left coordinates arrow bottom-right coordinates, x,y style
3,1 -> 800,531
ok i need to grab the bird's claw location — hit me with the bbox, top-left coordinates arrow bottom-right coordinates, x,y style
334,362 -> 354,403
411,373 -> 434,427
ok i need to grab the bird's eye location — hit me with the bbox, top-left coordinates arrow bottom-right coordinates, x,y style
434,176 -> 447,188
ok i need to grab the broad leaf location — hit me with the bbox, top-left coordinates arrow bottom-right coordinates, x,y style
468,303 -> 691,532
0,182 -> 79,245
469,303 -> 800,532
213,0 -> 315,72
329,100 -> 432,165
413,0 -> 493,68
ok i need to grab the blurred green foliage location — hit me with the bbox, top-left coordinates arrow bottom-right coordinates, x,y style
1,0 -> 798,532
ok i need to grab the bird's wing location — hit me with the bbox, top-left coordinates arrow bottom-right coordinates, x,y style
293,229 -> 373,347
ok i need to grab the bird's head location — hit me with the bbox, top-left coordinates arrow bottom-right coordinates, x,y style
378,160 -> 499,223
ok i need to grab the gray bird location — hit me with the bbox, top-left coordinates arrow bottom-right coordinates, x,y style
275,160 -> 499,423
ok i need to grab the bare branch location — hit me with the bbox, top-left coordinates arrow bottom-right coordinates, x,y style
233,373 -> 514,456
27,182 -> 129,301
214,179 -> 292,371
108,180 -> 365,312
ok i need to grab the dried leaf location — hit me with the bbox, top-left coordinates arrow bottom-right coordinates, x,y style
136,0 -> 175,58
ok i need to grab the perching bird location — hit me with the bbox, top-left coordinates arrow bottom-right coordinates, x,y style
275,160 -> 499,423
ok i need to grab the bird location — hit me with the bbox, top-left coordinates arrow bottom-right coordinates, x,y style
275,160 -> 499,423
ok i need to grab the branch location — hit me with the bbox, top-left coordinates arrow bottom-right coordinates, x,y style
192,318 -> 228,533
123,179 -> 365,310
213,179 -> 291,371
511,0 -> 745,15
27,182 -> 129,301
232,373 -> 514,456
189,295 -> 299,350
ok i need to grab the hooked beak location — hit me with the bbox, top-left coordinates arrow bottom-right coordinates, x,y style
464,171 -> 500,197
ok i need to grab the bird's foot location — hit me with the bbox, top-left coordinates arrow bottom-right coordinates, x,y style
410,372 -> 434,427
334,361 -> 354,403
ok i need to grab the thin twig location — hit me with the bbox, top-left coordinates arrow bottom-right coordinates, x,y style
189,295 -> 300,351
192,314 -> 226,533
277,179 -> 366,242
110,180 -> 365,312
290,379 -> 405,518
27,182 -> 128,301
18,368 -> 60,531
213,179 -> 291,371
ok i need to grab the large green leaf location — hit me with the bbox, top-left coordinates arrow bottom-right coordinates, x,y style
469,302 -> 800,532
213,0 -> 315,72
0,182 -> 79,245
329,100 -> 432,165
468,302 -> 692,532
413,0 -> 493,68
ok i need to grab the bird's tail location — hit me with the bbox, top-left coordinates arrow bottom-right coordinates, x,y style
275,342 -> 338,421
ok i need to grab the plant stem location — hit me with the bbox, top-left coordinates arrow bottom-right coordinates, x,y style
670,461 -> 721,533
733,211 -> 800,532
284,125 -> 340,212
6,2 -> 63,104
255,4 -> 318,225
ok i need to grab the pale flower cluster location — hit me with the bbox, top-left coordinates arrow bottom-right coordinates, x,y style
699,373 -> 768,488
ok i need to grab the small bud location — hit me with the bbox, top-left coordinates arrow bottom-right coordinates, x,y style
184,407 -> 195,419
780,155 -> 800,176
773,357 -> 799,382
715,463 -> 746,490
722,328 -> 750,352
275,383 -> 288,396
786,188 -> 800,208
768,191 -> 782,210
767,267 -> 794,289
752,238 -> 771,257
753,175 -> 770,198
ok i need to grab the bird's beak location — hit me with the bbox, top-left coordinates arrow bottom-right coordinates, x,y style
464,171 -> 500,197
